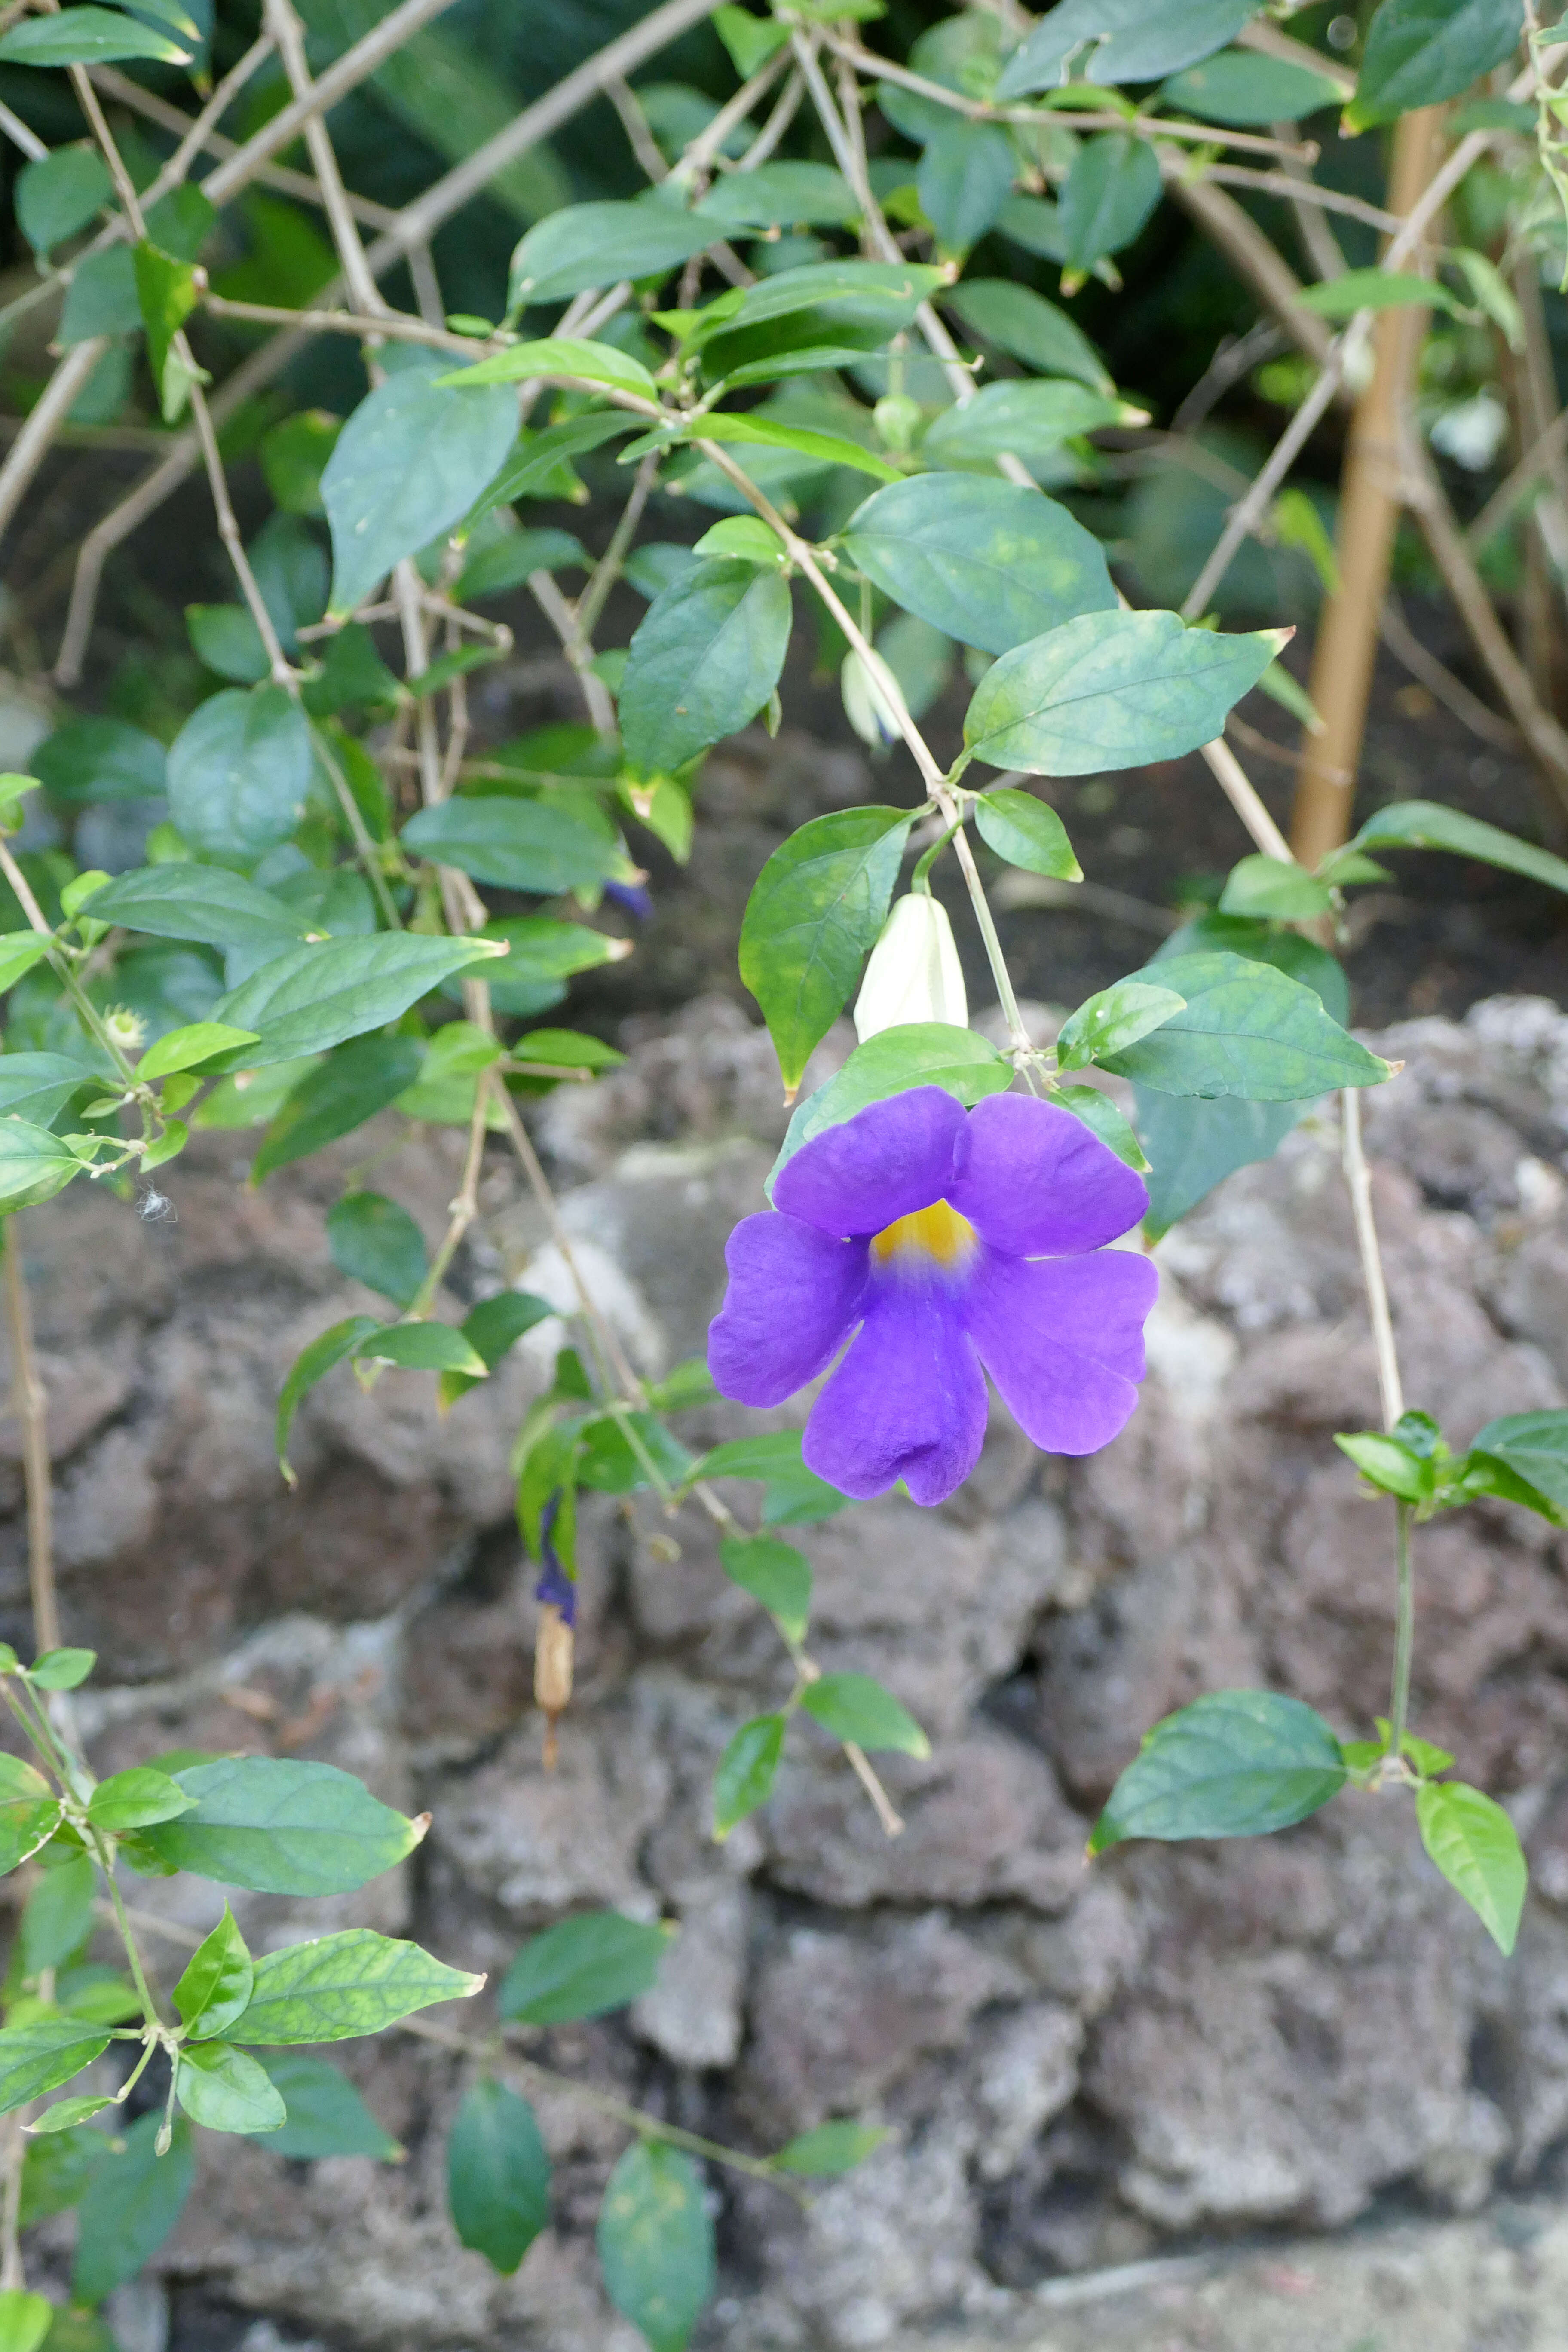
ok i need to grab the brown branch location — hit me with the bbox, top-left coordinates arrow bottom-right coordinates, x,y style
4,1221 -> 58,1657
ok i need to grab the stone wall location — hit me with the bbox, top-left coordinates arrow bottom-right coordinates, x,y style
11,992 -> 1568,2349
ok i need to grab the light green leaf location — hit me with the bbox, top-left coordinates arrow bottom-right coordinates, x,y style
132,240 -> 202,422
174,1905 -> 254,2039
621,558 -> 793,781
1218,852 -> 1334,922
1053,1084 -> 1151,1173
498,1911 -> 671,2026
1298,270 -> 1468,322
72,2115 -> 193,2303
354,1322 -> 486,1376
943,278 -> 1112,392
691,1430 -> 851,1526
1057,980 -> 1186,1072
1416,1780 -> 1527,1954
923,380 -> 1130,467
176,2040 -> 286,2135
0,1750 -> 62,1878
166,684 -> 312,857
1161,49 -> 1345,123
214,934 -> 502,1066
447,2078 -> 551,2275
322,351 -> 518,615
255,2051 -> 402,2159
841,475 -> 1114,656
770,1022 -> 1011,1189
718,1535 -> 812,1641
0,1120 -> 86,1213
597,2141 -> 715,2352
974,785 -> 1082,877
918,119 -> 1017,248
800,1673 -> 929,1757
1335,1431 -> 1434,1502
738,808 -> 917,1094
401,796 -> 622,895
1098,950 -> 1388,1099
1465,1409 -> 1568,1524
507,200 -> 715,310
219,1929 -> 481,2044
1344,799 -> 1568,897
0,938 -> 55,996
134,1756 -> 424,1895
1092,1690 -> 1346,1850
0,5 -> 191,65
435,337 -> 657,401
86,1766 -> 195,1834
24,2096 -> 113,2137
659,410 -> 900,484
692,517 -> 786,565
1060,133 -> 1162,272
713,1713 -> 785,1840
1346,0 -> 1524,132
771,2122 -> 890,2177
275,1314 -> 382,1479
0,2019 -> 110,2118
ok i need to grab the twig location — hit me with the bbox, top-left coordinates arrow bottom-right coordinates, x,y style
0,2113 -> 22,2290
1341,1086 -> 1403,1430
264,0 -> 391,325
199,292 -> 494,354
731,64 -> 804,172
576,453 -> 660,640
0,343 -> 107,543
673,52 -> 790,183
1379,594 -> 1519,752
528,571 -> 616,738
1168,175 -> 1338,376
0,97 -> 46,161
606,73 -> 670,183
3,1219 -> 58,1657
1467,401 -> 1568,551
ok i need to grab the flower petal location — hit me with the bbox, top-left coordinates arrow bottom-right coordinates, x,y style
965,1247 -> 1157,1455
708,1212 -> 868,1407
773,1086 -> 967,1237
949,1093 -> 1148,1257
803,1278 -> 987,1506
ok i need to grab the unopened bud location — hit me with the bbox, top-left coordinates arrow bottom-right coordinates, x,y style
840,650 -> 903,749
874,392 -> 921,453
534,1603 -> 574,1770
854,893 -> 968,1042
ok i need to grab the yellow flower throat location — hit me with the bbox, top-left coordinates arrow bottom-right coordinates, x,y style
870,1198 -> 977,1271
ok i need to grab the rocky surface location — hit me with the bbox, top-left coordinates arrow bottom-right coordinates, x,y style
9,987 -> 1568,2348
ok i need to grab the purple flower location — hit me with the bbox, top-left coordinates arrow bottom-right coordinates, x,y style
535,1496 -> 576,1626
604,878 -> 654,923
708,1088 -> 1157,1507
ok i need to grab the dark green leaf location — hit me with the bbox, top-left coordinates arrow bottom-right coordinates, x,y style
917,119 -> 1017,248
255,2051 -> 402,2159
186,603 -> 268,685
166,685 -> 312,858
498,1911 -> 671,2026
621,560 -> 793,779
923,379 -> 1128,466
964,610 -> 1284,776
83,867 -> 303,958
1416,1780 -> 1527,1954
507,201 -> 715,309
254,1039 -> 423,1182
174,1905 -> 253,2039
19,1851 -> 93,1972
771,2122 -> 889,2177
1466,1409 -> 1568,1523
72,2115 -> 194,2304
458,915 -> 627,1017
713,1713 -> 785,1840
1057,979 -> 1186,1072
86,1767 -> 194,1834
276,1314 -> 382,1479
718,1535 -> 811,1641
19,2123 -> 110,2228
0,2019 -> 110,2118
15,144 -> 112,257
0,1123 -> 86,1213
1347,0 -> 1524,132
974,785 -> 1083,877
597,2141 -> 715,2352
1060,133 -> 1162,271
692,1429 -> 851,1525
322,352 -> 519,615
0,1057 -> 90,1131
1090,1689 -> 1347,1851
456,525 -> 589,603
1138,1091 -> 1296,1238
214,934 -> 503,1066
697,161 -> 858,231
219,1928 -> 481,2044
31,717 -> 164,803
692,259 -> 944,350
1101,951 -> 1389,1099
800,1673 -> 929,1757
325,1188 -> 428,1308
135,1757 -> 423,1895
1161,49 -> 1344,123
1344,798 -> 1568,898
401,797 -> 622,894
738,808 -> 917,1093
943,278 -> 1112,392
302,620 -> 403,717
841,476 -> 1114,656
999,0 -> 1259,93
176,2041 -> 286,2135
466,413 -> 640,528
0,5 -> 191,66
447,2078 -> 551,2275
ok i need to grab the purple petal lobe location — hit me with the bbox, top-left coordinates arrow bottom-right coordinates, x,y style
803,1278 -> 986,1506
949,1093 -> 1148,1257
965,1247 -> 1157,1455
709,1212 -> 868,1407
775,1086 -> 966,1237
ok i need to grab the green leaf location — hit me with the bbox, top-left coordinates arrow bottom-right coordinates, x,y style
800,1673 -> 929,1757
1161,49 -> 1345,124
0,1783 -> 65,1905
1090,1690 -> 1348,1851
173,1905 -> 254,2039
507,201 -> 715,310
597,2141 -> 715,2352
714,2 -> 791,76
1416,1780 -> 1527,1955
1465,1409 -> 1568,1523
134,1756 -> 423,1895
771,2122 -> 890,2177
0,5 -> 191,65
1346,0 -> 1523,132
1060,133 -> 1162,271
219,1929 -> 481,2043
86,1767 -> 194,1834
696,162 -> 858,233
355,1322 -> 486,1377
621,560 -> 793,780
186,603 -> 268,685
689,1430 -> 851,1525
254,2052 -> 401,2159
32,715 -> 166,803
999,0 -> 1259,92
19,1853 -> 93,1973
435,337 -> 657,401
214,934 -> 502,1067
19,2121 -> 110,2227
455,525 -> 589,603
401,796 -> 622,895
133,1023 -> 258,1084
176,2040 -> 286,2135
1057,980 -> 1187,1072
648,410 -> 900,485
0,1121 -> 86,1213
447,2079 -> 551,2275
1392,1724 -> 1455,1777
1298,269 -> 1469,323
738,808 -> 917,1094
72,2115 -> 194,2304
80,865 -> 305,955
841,476 -> 1114,657
498,1911 -> 671,2026
322,351 -> 518,616
1053,1084 -> 1151,1173
718,1535 -> 812,1641
260,408 -> 340,516
132,240 -> 202,422
691,517 -> 786,566
15,144 -> 112,258
322,1189 -> 427,1309
0,2019 -> 111,2118
166,684 -> 312,858
466,413 -> 640,529
974,786 -> 1083,879
1099,951 -> 1389,1099
923,380 -> 1131,467
772,1026 -> 1011,1200
253,1038 -> 423,1183
1344,798 -> 1568,898
0,938 -> 53,998
694,259 -> 944,350
1335,1431 -> 1434,1502
275,1314 -> 382,1479
0,1057 -> 90,1130
24,2097 -> 113,2138
713,1713 -> 785,1840
943,278 -> 1112,392
964,610 -> 1284,776
918,119 -> 1017,248
1218,853 -> 1334,922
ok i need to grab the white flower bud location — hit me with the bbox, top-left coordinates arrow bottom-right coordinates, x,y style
854,892 -> 968,1043
840,649 -> 903,748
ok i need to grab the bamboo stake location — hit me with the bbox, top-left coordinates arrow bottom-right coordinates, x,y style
1289,106 -> 1448,868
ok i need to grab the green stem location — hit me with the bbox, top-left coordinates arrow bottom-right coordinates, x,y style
95,1841 -> 163,2030
1387,1500 -> 1415,1762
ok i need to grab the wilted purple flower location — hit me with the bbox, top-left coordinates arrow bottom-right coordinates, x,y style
708,1088 -> 1157,1507
604,878 -> 654,923
535,1496 -> 576,1627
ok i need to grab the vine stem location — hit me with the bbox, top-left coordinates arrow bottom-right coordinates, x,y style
1340,1084 -> 1405,1432
3,1218 -> 58,1656
1388,1501 -> 1415,1764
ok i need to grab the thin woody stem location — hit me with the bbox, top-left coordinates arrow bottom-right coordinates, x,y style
1388,1501 -> 1415,1763
1341,1085 -> 1405,1432
3,1220 -> 58,1657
